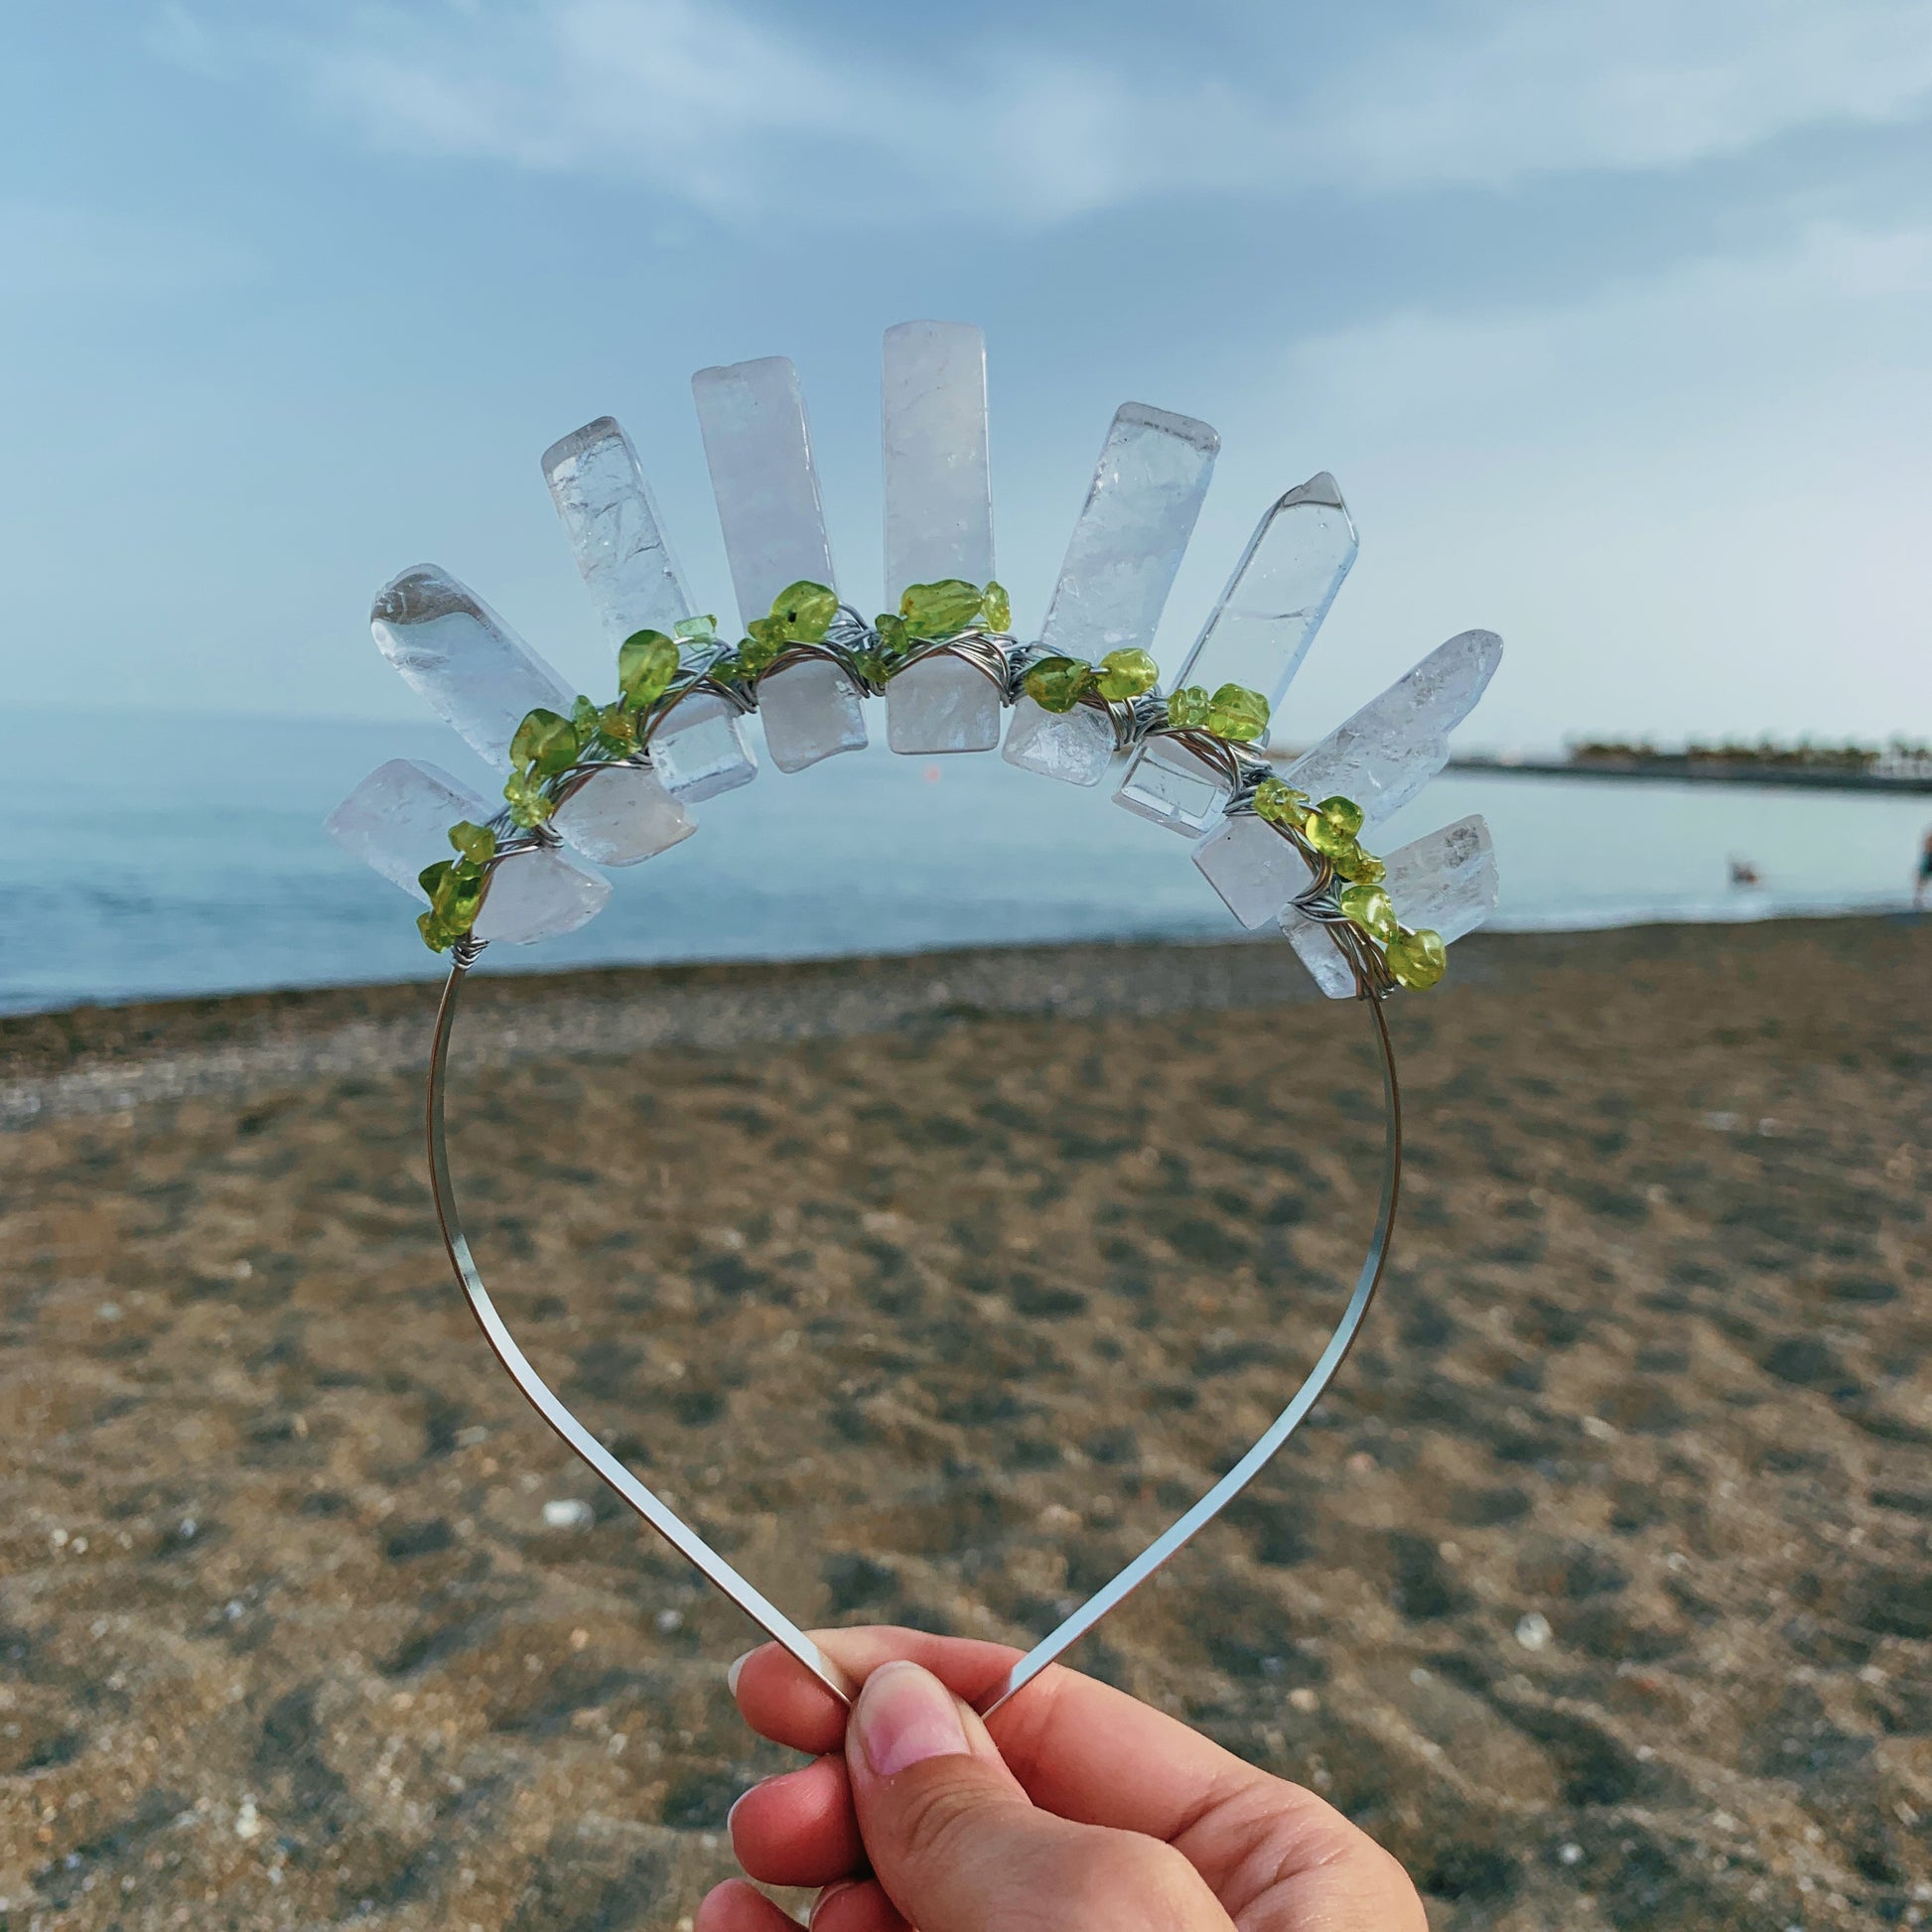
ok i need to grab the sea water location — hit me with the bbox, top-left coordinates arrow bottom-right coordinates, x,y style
1,709 -> 1925,1014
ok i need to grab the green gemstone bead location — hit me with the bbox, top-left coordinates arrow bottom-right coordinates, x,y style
1206,682 -> 1270,743
898,578 -> 987,638
767,580 -> 838,642
674,614 -> 719,643
1302,811 -> 1358,861
1334,846 -> 1385,885
503,769 -> 555,829
448,820 -> 496,865
509,707 -> 581,776
597,702 -> 637,751
982,581 -> 1012,633
618,630 -> 680,708
1313,794 -> 1364,838
417,909 -> 454,953
1094,647 -> 1158,701
1387,926 -> 1448,990
418,858 -> 455,900
874,613 -> 909,659
571,694 -> 600,739
1024,656 -> 1093,714
1251,777 -> 1309,826
1339,882 -> 1398,942
1166,685 -> 1213,730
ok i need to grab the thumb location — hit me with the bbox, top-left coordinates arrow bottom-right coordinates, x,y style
844,1661 -> 1230,1932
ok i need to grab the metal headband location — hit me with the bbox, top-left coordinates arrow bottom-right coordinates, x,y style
425,946 -> 1402,1717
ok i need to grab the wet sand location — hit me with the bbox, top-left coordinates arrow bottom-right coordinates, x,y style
1,916 -> 1928,1930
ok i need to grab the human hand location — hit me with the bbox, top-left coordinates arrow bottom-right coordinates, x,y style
696,1625 -> 1424,1932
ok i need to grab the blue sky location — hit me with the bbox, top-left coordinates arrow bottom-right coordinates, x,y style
3,0 -> 1929,750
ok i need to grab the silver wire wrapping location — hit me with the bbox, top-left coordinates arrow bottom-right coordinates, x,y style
425,947 -> 1403,1718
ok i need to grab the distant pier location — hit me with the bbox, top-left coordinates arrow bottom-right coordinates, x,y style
1445,756 -> 1932,795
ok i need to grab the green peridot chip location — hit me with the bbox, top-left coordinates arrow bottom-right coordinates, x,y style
898,579 -> 987,638
1386,926 -> 1448,991
673,615 -> 719,643
873,613 -> 909,659
767,581 -> 838,643
1166,685 -> 1213,731
509,707 -> 581,776
1338,881 -> 1398,942
1093,648 -> 1158,702
1312,794 -> 1365,838
618,630 -> 680,709
1252,777 -> 1310,827
1205,683 -> 1270,743
982,581 -> 1012,633
447,820 -> 496,865
503,768 -> 555,829
1024,656 -> 1092,713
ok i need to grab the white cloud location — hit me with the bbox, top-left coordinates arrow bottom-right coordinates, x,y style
151,0 -> 1932,224
1234,220 -> 1932,748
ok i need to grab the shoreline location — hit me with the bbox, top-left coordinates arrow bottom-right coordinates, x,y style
0,910 -> 1927,1924
3,915 -> 1907,1128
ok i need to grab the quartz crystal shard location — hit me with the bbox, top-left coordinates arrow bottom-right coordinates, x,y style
882,320 -> 994,602
1282,629 -> 1503,829
647,689 -> 757,802
1038,404 -> 1217,664
473,847 -> 611,944
372,566 -> 573,769
551,761 -> 695,866
1288,815 -> 1497,997
886,654 -> 1003,755
1194,628 -> 1502,931
1002,694 -> 1116,786
759,657 -> 868,772
370,564 -> 710,850
543,411 -> 756,799
542,416 -> 693,646
692,356 -> 838,630
326,759 -> 611,944
1011,403 -> 1216,787
1191,813 -> 1313,930
327,759 -> 493,897
1117,477 -> 1357,836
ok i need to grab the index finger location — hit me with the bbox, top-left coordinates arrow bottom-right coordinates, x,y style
732,1626 -> 1267,1844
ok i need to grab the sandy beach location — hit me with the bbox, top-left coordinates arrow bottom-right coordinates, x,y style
1,915 -> 1928,1930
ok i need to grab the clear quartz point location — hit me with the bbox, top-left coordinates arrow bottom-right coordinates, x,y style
1117,476 -> 1357,836
1002,693 -> 1116,786
1282,628 -> 1503,829
542,414 -> 756,796
325,759 -> 612,944
370,563 -> 711,846
882,320 -> 995,601
1287,814 -> 1497,997
473,846 -> 611,945
886,653 -> 1003,755
759,657 -> 868,772
1191,813 -> 1314,930
692,355 -> 838,629
1195,628 -> 1502,931
551,761 -> 694,866
371,565 -> 574,769
1014,402 -> 1217,786
647,687 -> 756,802
542,416 -> 694,645
327,759 -> 493,898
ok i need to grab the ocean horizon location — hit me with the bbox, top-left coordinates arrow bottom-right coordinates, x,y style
3,706 -> 1925,1017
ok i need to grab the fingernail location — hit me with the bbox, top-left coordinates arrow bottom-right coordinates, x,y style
856,1660 -> 969,1777
726,1650 -> 754,1697
810,1879 -> 859,1927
